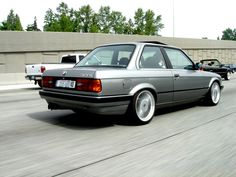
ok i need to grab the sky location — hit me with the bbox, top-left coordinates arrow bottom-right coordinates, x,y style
0,0 -> 236,40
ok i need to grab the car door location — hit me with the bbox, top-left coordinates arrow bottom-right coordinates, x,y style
163,47 -> 208,102
139,45 -> 173,105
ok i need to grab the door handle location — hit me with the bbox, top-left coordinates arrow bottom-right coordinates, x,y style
174,74 -> 180,78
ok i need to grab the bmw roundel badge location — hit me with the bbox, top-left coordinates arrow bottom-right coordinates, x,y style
62,71 -> 67,76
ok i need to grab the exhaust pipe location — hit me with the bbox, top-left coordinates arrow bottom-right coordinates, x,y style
48,103 -> 60,110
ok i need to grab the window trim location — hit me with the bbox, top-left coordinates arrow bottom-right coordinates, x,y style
138,45 -> 168,69
162,47 -> 195,70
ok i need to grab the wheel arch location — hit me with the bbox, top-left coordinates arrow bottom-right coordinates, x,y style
208,77 -> 222,90
129,83 -> 158,102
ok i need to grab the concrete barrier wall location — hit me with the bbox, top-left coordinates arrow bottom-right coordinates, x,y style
0,31 -> 236,84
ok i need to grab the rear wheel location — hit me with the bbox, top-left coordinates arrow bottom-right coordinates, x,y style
224,72 -> 230,80
205,81 -> 221,106
129,90 -> 156,125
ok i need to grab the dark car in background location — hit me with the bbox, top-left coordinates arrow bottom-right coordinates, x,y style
224,64 -> 236,73
200,59 -> 232,80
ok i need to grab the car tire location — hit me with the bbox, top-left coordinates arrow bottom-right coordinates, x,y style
224,72 -> 230,80
205,81 -> 221,106
129,90 -> 156,125
38,80 -> 42,88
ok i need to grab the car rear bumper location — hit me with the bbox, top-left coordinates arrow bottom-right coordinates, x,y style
25,75 -> 42,81
39,90 -> 132,115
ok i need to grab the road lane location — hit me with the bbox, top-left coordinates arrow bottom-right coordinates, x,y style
60,112 -> 236,177
0,77 -> 236,177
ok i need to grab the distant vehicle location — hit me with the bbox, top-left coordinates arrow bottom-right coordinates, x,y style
25,53 -> 86,87
224,64 -> 236,73
39,42 -> 223,125
200,59 -> 231,80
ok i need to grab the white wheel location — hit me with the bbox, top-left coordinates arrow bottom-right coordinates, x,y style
225,72 -> 230,80
206,82 -> 221,105
131,90 -> 156,124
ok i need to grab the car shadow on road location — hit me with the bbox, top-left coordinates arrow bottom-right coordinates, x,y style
23,87 -> 41,91
155,102 -> 198,116
28,103 -> 202,129
28,110 -> 124,130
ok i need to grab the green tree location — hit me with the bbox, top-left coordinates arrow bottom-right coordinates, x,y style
15,14 -> 23,31
123,19 -> 134,34
134,8 -> 164,35
56,2 -> 74,31
89,13 -> 100,33
44,2 -> 74,32
98,6 -> 112,33
78,5 -> 94,33
0,9 -> 23,31
144,10 -> 156,35
110,11 -> 126,34
44,8 -> 60,31
134,8 -> 145,35
0,21 -> 8,30
155,15 -> 164,35
221,28 -> 236,41
6,9 -> 16,30
73,10 -> 81,32
26,16 -> 41,31
42,2 -> 165,35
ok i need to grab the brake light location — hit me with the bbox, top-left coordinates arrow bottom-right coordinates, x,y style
76,79 -> 102,93
41,66 -> 46,73
42,76 -> 54,88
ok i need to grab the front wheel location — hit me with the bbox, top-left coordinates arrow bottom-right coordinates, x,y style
129,90 -> 156,125
205,82 -> 221,106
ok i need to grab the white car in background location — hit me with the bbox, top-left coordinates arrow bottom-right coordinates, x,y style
25,53 -> 86,87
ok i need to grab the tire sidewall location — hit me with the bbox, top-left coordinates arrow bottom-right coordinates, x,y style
209,82 -> 221,105
130,90 -> 156,124
225,72 -> 230,80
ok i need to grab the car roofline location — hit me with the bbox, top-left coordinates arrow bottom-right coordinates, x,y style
95,41 -> 180,50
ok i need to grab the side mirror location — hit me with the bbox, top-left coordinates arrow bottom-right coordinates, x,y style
195,62 -> 202,70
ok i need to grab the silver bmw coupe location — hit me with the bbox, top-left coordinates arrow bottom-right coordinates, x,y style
39,42 -> 223,124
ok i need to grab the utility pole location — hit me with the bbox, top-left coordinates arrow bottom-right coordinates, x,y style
173,0 -> 175,37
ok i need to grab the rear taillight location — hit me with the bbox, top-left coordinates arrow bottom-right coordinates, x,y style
76,79 -> 102,93
41,66 -> 46,73
42,76 -> 54,88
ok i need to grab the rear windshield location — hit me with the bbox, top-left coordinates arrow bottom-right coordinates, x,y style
61,56 -> 76,63
75,44 -> 135,67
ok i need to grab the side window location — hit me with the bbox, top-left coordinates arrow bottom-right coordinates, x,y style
165,48 -> 193,69
139,46 -> 166,69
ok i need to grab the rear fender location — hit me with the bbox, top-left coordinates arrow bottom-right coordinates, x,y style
129,83 -> 157,99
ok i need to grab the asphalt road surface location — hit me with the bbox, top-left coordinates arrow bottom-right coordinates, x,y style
0,76 -> 236,177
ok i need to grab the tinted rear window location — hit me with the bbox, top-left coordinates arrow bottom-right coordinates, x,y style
61,56 -> 76,63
